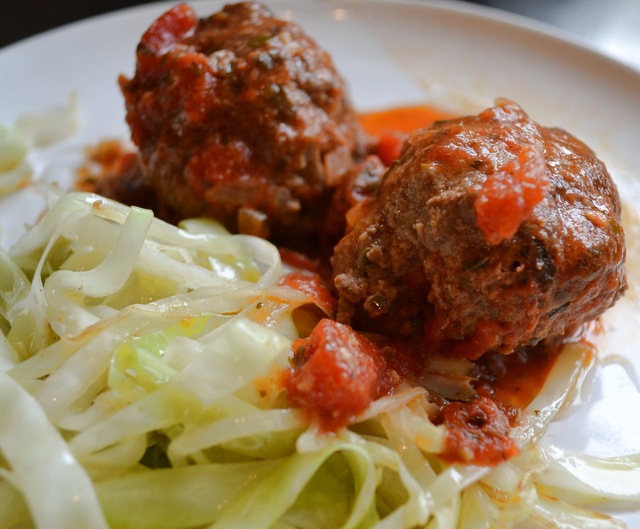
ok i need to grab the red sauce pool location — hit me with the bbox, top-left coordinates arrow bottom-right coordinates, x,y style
358,105 -> 454,166
358,105 -> 453,136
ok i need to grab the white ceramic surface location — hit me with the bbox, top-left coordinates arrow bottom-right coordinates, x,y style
0,0 -> 639,525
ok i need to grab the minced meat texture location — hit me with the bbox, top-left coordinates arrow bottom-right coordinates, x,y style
322,155 -> 386,245
118,2 -> 367,247
332,99 -> 627,359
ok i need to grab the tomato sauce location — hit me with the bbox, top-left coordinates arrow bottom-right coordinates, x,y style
278,271 -> 336,318
76,140 -> 136,192
475,144 -> 549,245
282,313 -> 557,464
358,105 -> 453,165
138,3 -> 197,56
283,319 -> 384,432
475,343 -> 562,409
439,395 -> 519,465
359,105 -> 452,136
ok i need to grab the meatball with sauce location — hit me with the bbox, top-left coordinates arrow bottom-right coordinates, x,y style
332,99 -> 627,359
118,2 -> 367,246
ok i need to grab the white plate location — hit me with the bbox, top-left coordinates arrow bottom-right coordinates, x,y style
1,0 -> 639,525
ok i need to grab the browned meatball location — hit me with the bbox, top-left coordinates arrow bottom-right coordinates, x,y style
119,2 -> 366,246
332,100 -> 627,359
322,155 -> 386,244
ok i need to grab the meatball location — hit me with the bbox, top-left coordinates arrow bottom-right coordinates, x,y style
332,100 -> 627,359
119,2 -> 366,246
322,155 -> 386,244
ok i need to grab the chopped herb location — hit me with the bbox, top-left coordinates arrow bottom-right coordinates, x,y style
191,61 -> 204,76
432,118 -> 451,127
609,217 -> 622,235
249,34 -> 272,48
290,343 -> 306,367
269,83 -> 294,119
464,256 -> 490,271
357,249 -> 370,271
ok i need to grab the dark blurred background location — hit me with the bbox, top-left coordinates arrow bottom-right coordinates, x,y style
0,0 -> 157,48
1,0 -> 638,69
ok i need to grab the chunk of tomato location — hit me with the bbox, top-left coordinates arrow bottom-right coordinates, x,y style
284,319 -> 380,431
